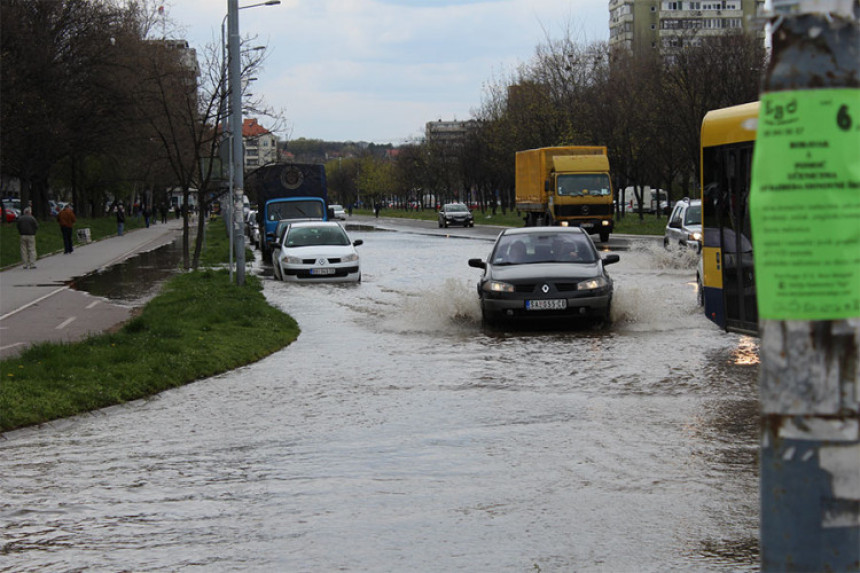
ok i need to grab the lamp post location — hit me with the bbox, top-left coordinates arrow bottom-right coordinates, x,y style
225,0 -> 280,285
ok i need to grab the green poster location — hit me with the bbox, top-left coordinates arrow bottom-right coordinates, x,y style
750,88 -> 860,320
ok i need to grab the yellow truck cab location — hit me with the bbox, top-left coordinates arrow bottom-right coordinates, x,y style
515,146 -> 615,242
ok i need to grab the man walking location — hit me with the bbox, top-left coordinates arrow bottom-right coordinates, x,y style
116,204 -> 126,236
16,207 -> 39,268
57,203 -> 76,254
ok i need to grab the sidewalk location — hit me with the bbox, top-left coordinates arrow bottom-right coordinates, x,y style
0,219 -> 184,360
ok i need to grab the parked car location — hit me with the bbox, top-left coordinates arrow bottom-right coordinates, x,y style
330,204 -> 347,220
468,227 -> 619,326
438,203 -> 474,228
664,198 -> 702,252
271,221 -> 363,283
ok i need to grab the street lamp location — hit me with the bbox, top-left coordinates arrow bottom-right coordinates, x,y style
224,0 -> 280,284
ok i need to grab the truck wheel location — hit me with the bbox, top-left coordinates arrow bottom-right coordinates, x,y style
599,230 -> 610,243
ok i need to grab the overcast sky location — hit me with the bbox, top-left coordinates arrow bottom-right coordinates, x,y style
165,1 -> 609,144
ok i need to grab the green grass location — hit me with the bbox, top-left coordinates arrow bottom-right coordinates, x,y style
0,220 -> 298,433
1,216 -> 148,268
354,206 -> 666,235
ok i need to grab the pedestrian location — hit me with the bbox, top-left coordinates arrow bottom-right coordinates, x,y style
116,204 -> 126,236
16,207 -> 39,268
160,203 -> 168,224
374,202 -> 380,218
143,204 -> 151,228
57,203 -> 76,254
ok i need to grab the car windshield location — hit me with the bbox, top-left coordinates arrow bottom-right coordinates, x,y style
492,232 -> 597,265
684,204 -> 701,225
268,200 -> 324,221
556,174 -> 611,197
285,226 -> 350,247
445,204 -> 468,212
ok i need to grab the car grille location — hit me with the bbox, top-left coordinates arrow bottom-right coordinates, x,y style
514,282 -> 580,293
285,265 -> 359,278
554,204 -> 613,217
299,257 -> 342,264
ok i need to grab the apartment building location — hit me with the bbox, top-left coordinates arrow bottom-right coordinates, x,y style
609,0 -> 765,57
425,120 -> 478,148
243,118 -> 278,169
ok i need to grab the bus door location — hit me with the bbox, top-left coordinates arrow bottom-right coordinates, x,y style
718,143 -> 757,334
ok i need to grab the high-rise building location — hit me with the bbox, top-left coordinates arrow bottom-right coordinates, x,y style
609,0 -> 765,57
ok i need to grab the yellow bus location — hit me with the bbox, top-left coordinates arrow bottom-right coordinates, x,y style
699,101 -> 759,335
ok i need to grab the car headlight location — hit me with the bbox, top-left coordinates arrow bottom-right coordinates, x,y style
578,276 -> 608,290
284,255 -> 303,265
689,231 -> 703,242
483,280 -> 515,293
342,253 -> 359,263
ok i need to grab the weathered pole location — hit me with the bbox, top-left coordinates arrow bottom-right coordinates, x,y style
750,0 -> 860,570
228,0 -> 246,285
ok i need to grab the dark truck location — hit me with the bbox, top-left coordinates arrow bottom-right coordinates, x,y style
245,163 -> 330,259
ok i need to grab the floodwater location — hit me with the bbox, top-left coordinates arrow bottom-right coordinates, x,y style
0,227 -> 760,572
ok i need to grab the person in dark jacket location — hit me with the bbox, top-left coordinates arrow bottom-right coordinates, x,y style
57,204 -> 76,254
116,204 -> 126,236
16,207 -> 39,268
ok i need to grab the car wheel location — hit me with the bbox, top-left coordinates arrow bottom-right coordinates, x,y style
663,237 -> 669,249
599,230 -> 610,243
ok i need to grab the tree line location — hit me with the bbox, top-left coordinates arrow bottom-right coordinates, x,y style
323,30 -> 766,217
1,0 -> 766,270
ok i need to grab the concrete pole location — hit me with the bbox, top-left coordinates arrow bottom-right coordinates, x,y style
754,0 -> 860,569
227,0 -> 246,285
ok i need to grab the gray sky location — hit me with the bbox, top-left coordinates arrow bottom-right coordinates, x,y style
166,0 -> 609,144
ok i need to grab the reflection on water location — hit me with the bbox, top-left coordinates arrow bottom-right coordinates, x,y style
70,239 -> 184,304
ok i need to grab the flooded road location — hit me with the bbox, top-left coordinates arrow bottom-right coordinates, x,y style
0,226 -> 760,572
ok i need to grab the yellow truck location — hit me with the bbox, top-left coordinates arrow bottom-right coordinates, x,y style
515,146 -> 615,242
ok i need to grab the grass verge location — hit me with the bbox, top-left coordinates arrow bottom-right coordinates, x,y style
0,223 -> 298,433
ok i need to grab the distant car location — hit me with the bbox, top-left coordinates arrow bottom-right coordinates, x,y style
468,227 -> 619,326
3,206 -> 20,223
438,203 -> 474,228
272,221 -> 363,283
330,204 -> 347,220
664,198 -> 702,252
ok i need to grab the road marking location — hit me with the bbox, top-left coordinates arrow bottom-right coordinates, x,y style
0,342 -> 25,351
0,286 -> 69,321
86,300 -> 101,309
56,317 -> 77,330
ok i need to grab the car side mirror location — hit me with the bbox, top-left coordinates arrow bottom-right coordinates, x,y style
353,239 -> 363,247
602,253 -> 620,265
468,258 -> 486,269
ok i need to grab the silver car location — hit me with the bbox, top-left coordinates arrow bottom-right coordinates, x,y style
468,227 -> 619,326
664,198 -> 702,252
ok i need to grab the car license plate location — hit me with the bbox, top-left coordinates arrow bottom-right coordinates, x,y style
580,222 -> 593,229
526,299 -> 566,310
310,267 -> 335,275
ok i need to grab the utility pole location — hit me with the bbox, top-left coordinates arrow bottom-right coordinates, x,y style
750,0 -> 860,570
228,0 -> 246,285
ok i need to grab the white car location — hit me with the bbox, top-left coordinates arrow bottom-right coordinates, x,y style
664,198 -> 702,252
271,221 -> 362,283
330,204 -> 347,220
